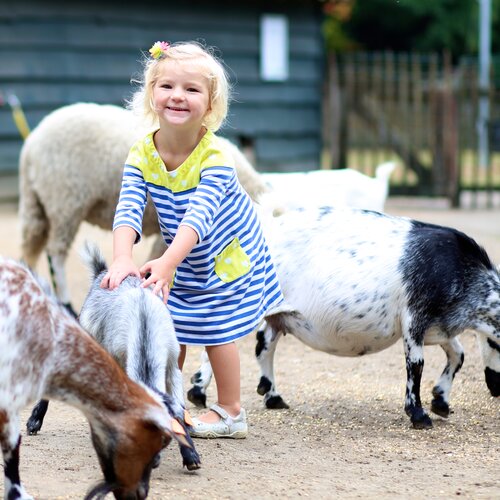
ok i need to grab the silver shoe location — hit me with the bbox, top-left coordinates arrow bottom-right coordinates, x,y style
190,403 -> 248,439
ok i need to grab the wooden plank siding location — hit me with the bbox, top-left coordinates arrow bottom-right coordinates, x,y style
0,0 -> 325,176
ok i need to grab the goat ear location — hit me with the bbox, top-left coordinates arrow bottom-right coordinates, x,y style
167,428 -> 191,448
145,405 -> 192,448
171,418 -> 186,435
167,419 -> 192,448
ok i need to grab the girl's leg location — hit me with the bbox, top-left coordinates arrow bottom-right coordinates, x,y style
178,344 -> 187,370
197,342 -> 241,423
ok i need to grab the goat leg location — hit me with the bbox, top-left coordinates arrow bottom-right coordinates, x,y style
26,399 -> 49,435
2,430 -> 34,499
160,393 -> 201,471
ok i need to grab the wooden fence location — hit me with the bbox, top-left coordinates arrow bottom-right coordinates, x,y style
323,51 -> 500,208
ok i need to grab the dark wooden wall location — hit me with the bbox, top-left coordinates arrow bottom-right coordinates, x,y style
0,0 -> 325,175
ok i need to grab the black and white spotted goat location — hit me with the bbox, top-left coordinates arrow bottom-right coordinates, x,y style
188,207 -> 500,429
27,242 -> 200,470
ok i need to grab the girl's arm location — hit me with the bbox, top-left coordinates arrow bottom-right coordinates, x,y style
100,226 -> 141,289
103,156 -> 148,289
140,225 -> 199,303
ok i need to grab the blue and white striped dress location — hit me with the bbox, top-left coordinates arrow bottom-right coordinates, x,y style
113,129 -> 286,345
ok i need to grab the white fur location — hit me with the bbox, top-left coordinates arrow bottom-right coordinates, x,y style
258,162 -> 395,216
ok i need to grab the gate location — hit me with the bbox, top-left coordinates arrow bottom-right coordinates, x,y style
323,51 -> 500,208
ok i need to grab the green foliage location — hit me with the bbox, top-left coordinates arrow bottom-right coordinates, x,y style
323,15 -> 357,53
323,0 -> 500,57
492,0 -> 500,52
347,0 -> 476,56
322,0 -> 358,53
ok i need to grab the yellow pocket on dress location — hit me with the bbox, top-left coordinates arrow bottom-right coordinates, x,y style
214,237 -> 252,283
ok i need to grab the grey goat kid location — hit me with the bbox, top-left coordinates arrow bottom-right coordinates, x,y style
189,207 -> 500,429
27,242 -> 200,471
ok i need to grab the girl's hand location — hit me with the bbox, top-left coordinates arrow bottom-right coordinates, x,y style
101,256 -> 140,289
140,256 -> 175,303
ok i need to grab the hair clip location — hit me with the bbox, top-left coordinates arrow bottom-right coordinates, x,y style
149,41 -> 170,60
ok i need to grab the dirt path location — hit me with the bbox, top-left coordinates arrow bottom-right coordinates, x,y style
1,198 -> 499,499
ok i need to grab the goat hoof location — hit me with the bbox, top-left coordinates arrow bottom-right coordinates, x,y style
257,376 -> 272,396
185,461 -> 201,471
411,410 -> 433,429
183,450 -> 202,471
265,395 -> 289,409
187,387 -> 206,408
431,398 -> 450,418
181,441 -> 201,471
26,417 -> 42,435
26,419 -> 42,436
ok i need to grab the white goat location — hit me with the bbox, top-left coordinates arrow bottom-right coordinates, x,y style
258,162 -> 395,216
26,242 -> 201,471
0,256 -> 190,500
18,102 -> 267,314
188,207 -> 500,429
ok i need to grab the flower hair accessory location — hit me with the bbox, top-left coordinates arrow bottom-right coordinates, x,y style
149,41 -> 170,60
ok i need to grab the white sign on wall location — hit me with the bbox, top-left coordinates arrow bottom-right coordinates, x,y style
260,14 -> 289,82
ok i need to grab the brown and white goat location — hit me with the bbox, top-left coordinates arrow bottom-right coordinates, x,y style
0,256 -> 189,500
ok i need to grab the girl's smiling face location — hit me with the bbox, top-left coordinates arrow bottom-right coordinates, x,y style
152,59 -> 211,132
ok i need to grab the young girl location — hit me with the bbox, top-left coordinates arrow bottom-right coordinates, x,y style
101,41 -> 287,438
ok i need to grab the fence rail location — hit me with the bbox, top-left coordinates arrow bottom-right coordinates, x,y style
324,51 -> 500,208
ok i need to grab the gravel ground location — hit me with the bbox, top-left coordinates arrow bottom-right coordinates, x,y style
0,197 -> 499,499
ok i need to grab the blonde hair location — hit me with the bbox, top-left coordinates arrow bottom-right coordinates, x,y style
128,41 -> 231,132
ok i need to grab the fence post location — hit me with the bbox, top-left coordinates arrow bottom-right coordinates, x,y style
325,53 -> 348,169
443,51 -> 460,207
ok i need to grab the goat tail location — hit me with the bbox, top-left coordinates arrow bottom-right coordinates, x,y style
19,142 -> 49,268
80,240 -> 108,279
375,161 -> 396,182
